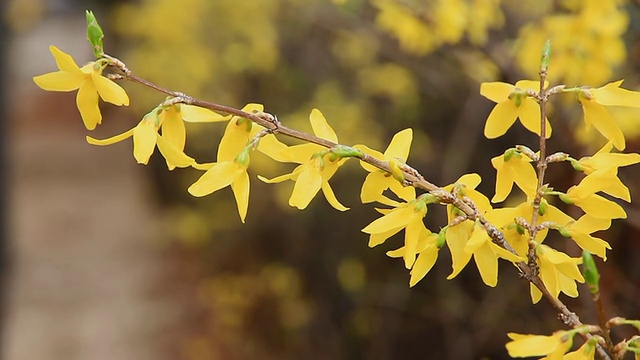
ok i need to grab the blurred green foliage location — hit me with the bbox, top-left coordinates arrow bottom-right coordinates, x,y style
105,0 -> 640,359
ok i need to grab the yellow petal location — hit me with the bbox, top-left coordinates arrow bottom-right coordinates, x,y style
574,194 -> 627,219
132,119 -> 158,164
388,177 -> 416,202
517,98 -> 551,138
360,172 -> 389,203
91,71 -> 130,106
321,181 -> 349,211
362,205 -> 413,234
403,218 -> 423,268
76,81 -> 101,130
86,128 -> 135,146
409,245 -> 438,287
218,118 -> 251,162
156,134 -> 195,170
369,226 -> 403,247
33,71 -> 86,91
480,81 -> 514,103
180,104 -> 231,122
354,144 -> 384,173
289,163 -> 322,209
473,243 -> 498,287
592,80 -> 640,107
484,100 -> 518,139
581,100 -> 626,150
446,221 -> 474,279
257,134 -> 292,163
384,128 -> 413,160
491,155 -> 514,203
160,107 -> 186,152
231,170 -> 250,223
309,108 -> 338,142
49,45 -> 83,73
188,161 -> 241,197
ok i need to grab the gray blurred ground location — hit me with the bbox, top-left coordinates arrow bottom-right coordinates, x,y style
4,13 -> 173,360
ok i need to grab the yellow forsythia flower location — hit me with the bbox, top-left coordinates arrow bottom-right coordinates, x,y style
386,228 -> 441,287
361,197 -> 428,269
562,169 -> 627,219
506,331 -> 574,359
531,244 -> 584,303
188,103 -> 265,223
562,215 -> 612,260
33,45 -> 129,130
480,80 -> 551,139
491,150 -> 538,203
563,339 -> 596,360
87,104 -> 205,169
259,109 -> 348,211
354,128 -> 415,205
577,80 -> 640,151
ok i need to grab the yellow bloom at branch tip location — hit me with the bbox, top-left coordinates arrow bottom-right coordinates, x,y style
258,109 -> 349,211
33,45 -> 129,130
577,80 -> 640,151
354,128 -> 415,205
506,331 -> 574,358
87,105 -> 195,170
480,80 -> 551,139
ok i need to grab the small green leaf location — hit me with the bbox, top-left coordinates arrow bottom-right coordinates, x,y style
86,10 -> 104,58
540,39 -> 551,72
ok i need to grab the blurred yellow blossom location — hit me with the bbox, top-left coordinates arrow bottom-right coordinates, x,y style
480,80 -> 552,139
33,45 -> 129,130
576,80 -> 640,151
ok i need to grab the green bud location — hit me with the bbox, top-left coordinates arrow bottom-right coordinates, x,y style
558,193 -> 574,205
234,148 -> 251,167
540,39 -> 551,72
558,227 -> 572,238
538,199 -> 548,216
503,148 -> 517,162
389,158 -> 405,184
436,228 -> 447,248
582,251 -> 600,295
329,145 -> 364,159
516,223 -> 525,235
86,10 -> 104,58
569,158 -> 585,172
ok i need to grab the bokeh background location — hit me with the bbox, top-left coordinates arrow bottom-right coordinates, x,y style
4,0 -> 640,359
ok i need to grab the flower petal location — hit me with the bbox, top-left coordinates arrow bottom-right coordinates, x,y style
581,100 -> 626,150
480,82 -> 514,103
321,181 -> 349,211
76,81 -> 101,130
188,161 -> 241,197
86,128 -> 135,146
289,163 -> 322,209
132,119 -> 158,164
384,128 -> 413,160
231,169 -> 250,223
33,71 -> 86,91
156,134 -> 195,170
309,108 -> 338,142
91,71 -> 130,106
484,100 -> 518,139
180,104 -> 231,122
49,45 -> 83,73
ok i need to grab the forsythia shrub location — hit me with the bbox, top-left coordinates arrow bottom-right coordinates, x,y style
33,9 -> 640,360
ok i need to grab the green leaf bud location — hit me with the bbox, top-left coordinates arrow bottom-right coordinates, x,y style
538,199 -> 548,216
86,10 -> 104,58
330,145 -> 364,159
540,39 -> 551,72
503,148 -> 517,162
436,227 -> 447,248
558,193 -> 574,205
582,251 -> 600,295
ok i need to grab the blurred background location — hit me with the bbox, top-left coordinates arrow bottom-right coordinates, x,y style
3,0 -> 640,359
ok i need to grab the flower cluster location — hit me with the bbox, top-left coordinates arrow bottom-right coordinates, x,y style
34,14 -> 640,359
